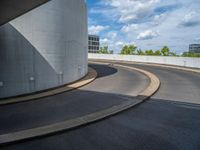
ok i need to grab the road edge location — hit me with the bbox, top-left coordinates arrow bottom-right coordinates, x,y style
0,61 -> 160,146
89,59 -> 200,74
0,67 -> 97,105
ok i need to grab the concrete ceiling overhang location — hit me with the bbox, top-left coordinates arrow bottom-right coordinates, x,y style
0,0 -> 50,26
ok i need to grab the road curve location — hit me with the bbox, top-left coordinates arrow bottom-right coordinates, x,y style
0,64 -> 148,135
122,63 -> 200,104
1,61 -> 200,150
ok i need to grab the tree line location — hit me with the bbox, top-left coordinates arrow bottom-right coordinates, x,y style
98,46 -> 113,54
98,44 -> 200,57
120,45 -> 177,56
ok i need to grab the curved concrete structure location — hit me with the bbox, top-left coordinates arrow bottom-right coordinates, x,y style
0,0 -> 49,26
0,0 -> 88,98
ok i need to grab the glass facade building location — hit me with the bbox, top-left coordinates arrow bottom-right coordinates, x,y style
88,35 -> 100,53
189,44 -> 200,53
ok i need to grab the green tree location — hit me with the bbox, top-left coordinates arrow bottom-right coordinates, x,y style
137,49 -> 145,55
169,51 -> 177,56
182,52 -> 200,57
154,50 -> 162,56
145,49 -> 154,55
109,50 -> 114,54
161,46 -> 170,56
120,44 -> 137,55
98,46 -> 113,54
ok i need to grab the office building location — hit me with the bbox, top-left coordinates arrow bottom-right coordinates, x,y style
88,35 -> 100,53
189,44 -> 200,53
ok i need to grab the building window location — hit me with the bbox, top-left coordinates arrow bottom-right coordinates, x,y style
88,35 -> 100,53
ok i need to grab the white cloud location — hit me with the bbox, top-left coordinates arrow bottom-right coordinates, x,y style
104,0 -> 160,23
194,37 -> 200,42
121,24 -> 138,33
152,13 -> 166,25
180,11 -> 200,27
100,38 -> 109,43
100,32 -> 118,48
116,41 -> 136,47
89,0 -> 200,52
88,25 -> 109,35
100,35 -> 136,53
107,31 -> 117,39
137,30 -> 159,40
100,38 -> 109,47
116,41 -> 124,47
115,41 -> 136,51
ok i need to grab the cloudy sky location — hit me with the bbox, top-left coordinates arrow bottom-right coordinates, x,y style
87,0 -> 200,54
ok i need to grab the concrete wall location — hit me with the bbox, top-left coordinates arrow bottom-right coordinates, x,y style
88,54 -> 200,69
0,0 -> 88,98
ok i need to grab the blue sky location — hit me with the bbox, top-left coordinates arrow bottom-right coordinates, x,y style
87,0 -> 200,54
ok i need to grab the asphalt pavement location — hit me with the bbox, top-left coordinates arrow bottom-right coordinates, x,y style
0,64 -> 148,134
1,62 -> 200,150
121,63 -> 200,104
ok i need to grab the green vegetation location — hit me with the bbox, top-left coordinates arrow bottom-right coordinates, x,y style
154,50 -> 162,56
161,46 -> 170,56
137,49 -> 145,55
182,52 -> 200,57
98,46 -> 113,54
145,50 -> 154,55
119,45 -> 182,57
120,44 -> 137,55
99,44 -> 200,58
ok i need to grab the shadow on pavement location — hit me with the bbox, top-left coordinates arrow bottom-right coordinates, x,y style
89,64 -> 118,78
2,98 -> 200,150
0,89 -> 138,135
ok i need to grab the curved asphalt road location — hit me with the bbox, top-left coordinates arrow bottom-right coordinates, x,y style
0,64 -> 148,134
1,62 -> 200,150
128,63 -> 200,104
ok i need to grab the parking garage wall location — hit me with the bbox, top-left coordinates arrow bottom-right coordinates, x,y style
0,0 -> 88,98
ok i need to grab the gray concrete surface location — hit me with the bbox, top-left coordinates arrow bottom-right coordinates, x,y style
0,64 -> 148,135
89,53 -> 200,68
0,0 -> 49,25
1,62 -> 200,150
0,0 -> 88,98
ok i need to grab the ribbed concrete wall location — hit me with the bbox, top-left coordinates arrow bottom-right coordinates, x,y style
88,54 -> 200,69
0,0 -> 88,98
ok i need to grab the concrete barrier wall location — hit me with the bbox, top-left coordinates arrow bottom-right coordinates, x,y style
88,54 -> 200,68
0,0 -> 88,98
